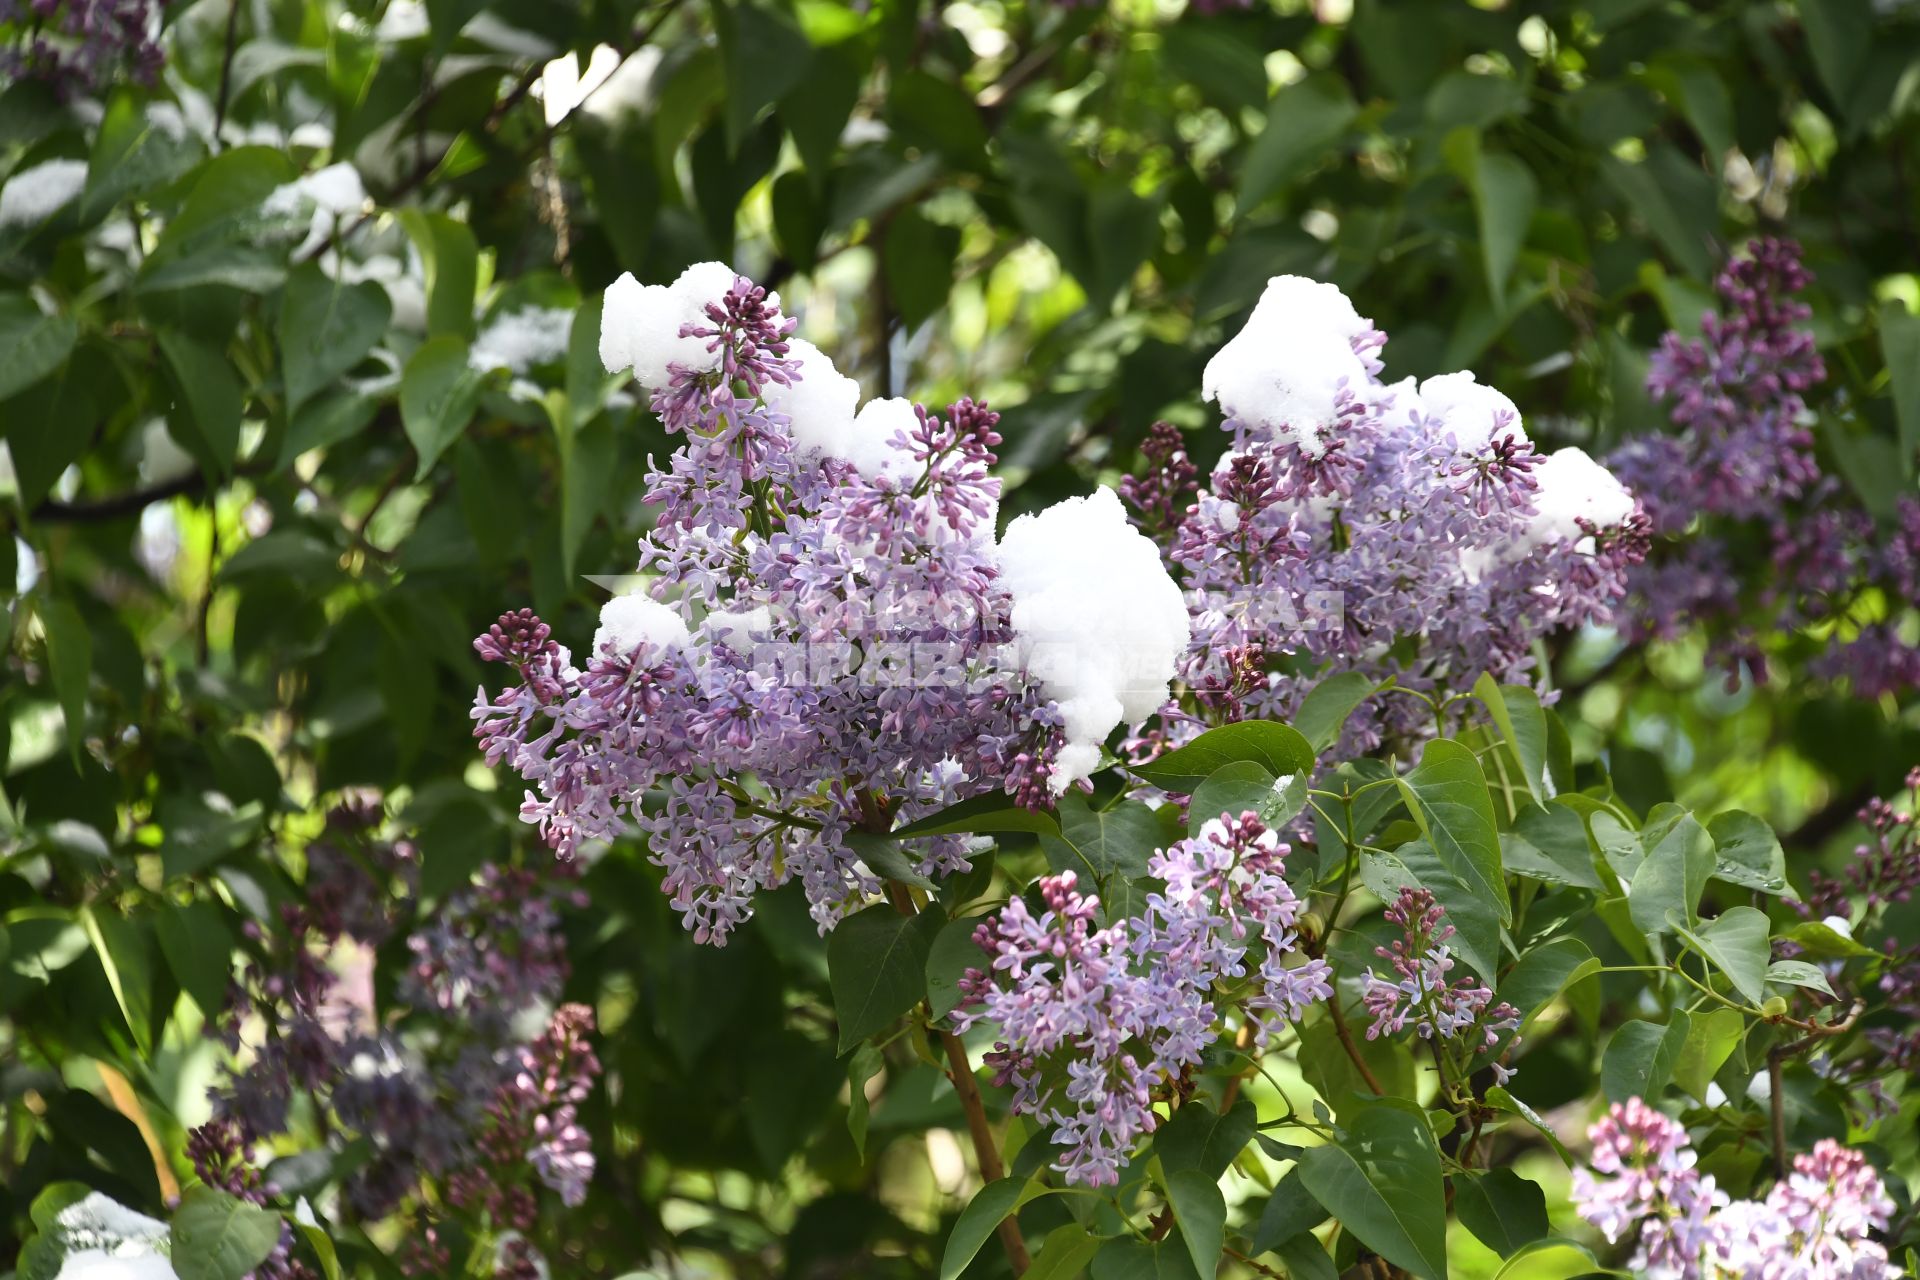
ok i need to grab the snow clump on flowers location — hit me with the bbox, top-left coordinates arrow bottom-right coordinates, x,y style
1135,272 -> 1647,757
996,486 -> 1190,791
953,812 -> 1329,1185
474,263 -> 1183,943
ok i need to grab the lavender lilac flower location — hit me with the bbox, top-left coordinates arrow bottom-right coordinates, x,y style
1360,887 -> 1521,1080
1573,1099 -> 1898,1279
0,0 -> 168,94
1132,275 -> 1647,757
1613,238 -> 1920,695
197,796 -> 595,1256
953,812 -> 1330,1185
475,264 -> 1185,943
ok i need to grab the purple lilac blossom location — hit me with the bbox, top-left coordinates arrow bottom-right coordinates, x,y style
1573,1100 -> 1899,1279
1613,238 -> 1920,695
1131,275 -> 1647,759
953,812 -> 1329,1185
199,796 -> 591,1240
476,268 -> 1182,943
0,0 -> 168,94
1360,887 -> 1521,1078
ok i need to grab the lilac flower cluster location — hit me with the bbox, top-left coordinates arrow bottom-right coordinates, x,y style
1613,239 -> 1920,694
1134,275 -> 1647,756
954,812 -> 1330,1185
476,264 -> 1185,943
0,0 -> 167,95
1360,887 -> 1520,1080
1799,767 -> 1920,921
1623,238 -> 1824,531
198,797 -> 594,1263
452,1003 -> 602,1220
1573,1099 -> 1898,1279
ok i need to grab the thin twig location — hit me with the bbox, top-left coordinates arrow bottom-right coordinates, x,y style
30,470 -> 219,523
880,878 -> 1028,1274
1766,999 -> 1864,1177
213,0 -> 243,140
1328,996 -> 1385,1095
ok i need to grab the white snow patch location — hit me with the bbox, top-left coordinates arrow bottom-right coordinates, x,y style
0,159 -> 88,229
996,487 -> 1190,792
1202,275 -> 1373,456
598,260 -> 739,389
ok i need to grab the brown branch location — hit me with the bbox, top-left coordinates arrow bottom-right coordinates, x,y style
213,0 -> 243,140
1328,996 -> 1385,1095
880,877 -> 1029,1274
1767,999 -> 1865,1177
30,469 -> 228,523
299,0 -> 690,267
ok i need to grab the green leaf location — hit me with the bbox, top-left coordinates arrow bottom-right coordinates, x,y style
1188,761 -> 1280,833
279,264 -> 390,414
1163,1170 -> 1225,1280
925,912 -> 985,1020
1502,803 -> 1604,890
291,1213 -> 341,1280
1237,74 -> 1356,215
1497,937 -> 1598,1031
81,905 -> 157,1053
397,210 -> 479,340
1153,1098 -> 1256,1180
717,0 -> 814,151
1473,674 -> 1549,804
1672,1007 -> 1745,1102
884,208 -> 961,330
1800,0 -> 1871,115
1767,959 -> 1837,998
890,791 -> 1062,839
1484,1086 -> 1571,1165
1628,812 -> 1713,936
39,598 -> 91,764
154,899 -> 234,1019
1251,1168 -> 1329,1254
157,329 -> 244,471
1674,906 -> 1771,1006
82,90 -> 201,220
0,293 -> 77,401
1468,148 -> 1539,306
1041,795 -> 1163,885
846,1042 -> 883,1158
1884,303 -> 1920,470
1296,1105 -> 1447,1280
1601,1013 -> 1691,1104
1026,1224 -> 1106,1280
1782,919 -> 1876,959
1361,841 -> 1502,980
844,832 -> 936,891
1293,671 -> 1373,752
1397,738 -> 1509,925
1274,1235 -> 1338,1280
1131,721 -> 1314,793
1162,23 -> 1267,115
1491,1240 -> 1621,1280
940,1177 -> 1028,1280
1090,1238 -> 1201,1280
170,1186 -> 282,1280
1453,1168 -> 1550,1257
1706,810 -> 1788,894
1600,147 -> 1716,281
827,903 -> 944,1052
400,336 -> 483,479
2,342 -> 115,509
279,390 -> 377,466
